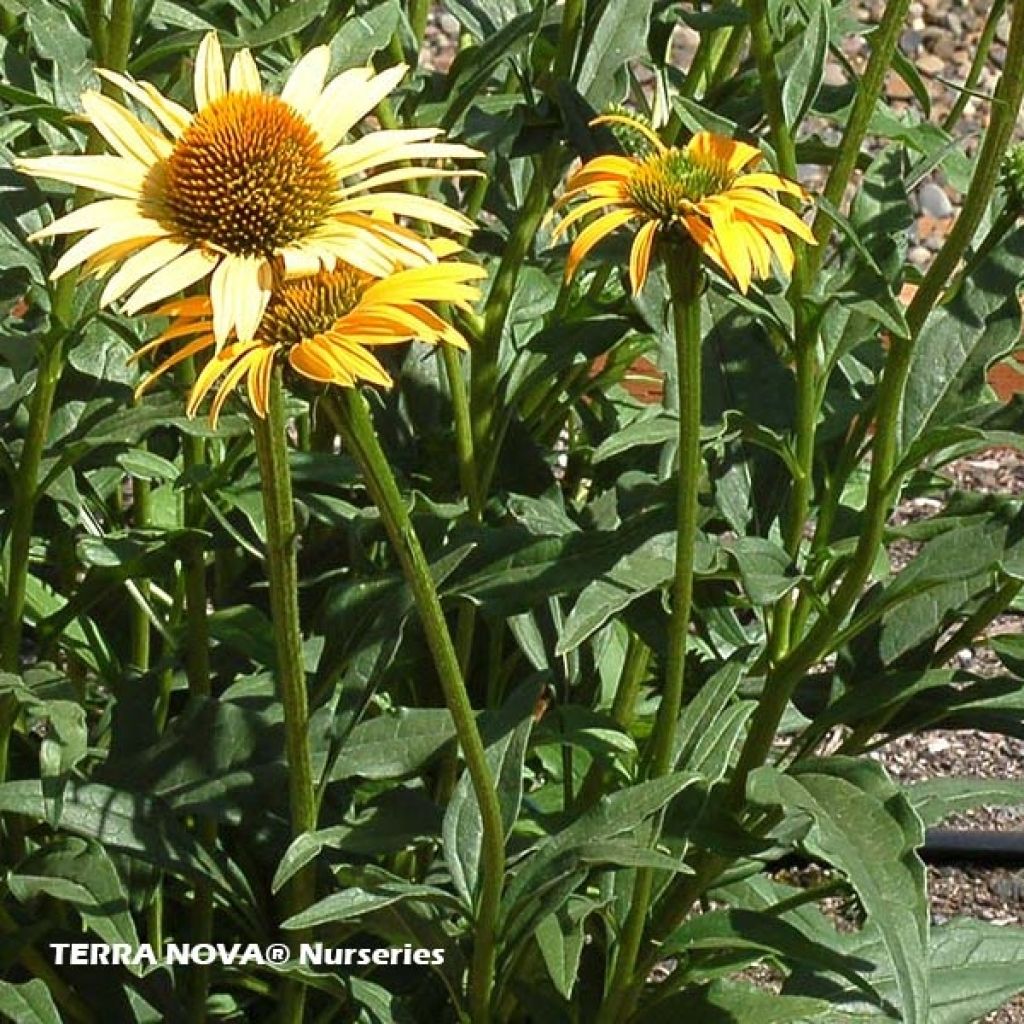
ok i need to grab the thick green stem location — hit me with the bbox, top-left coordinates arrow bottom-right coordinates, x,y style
809,0 -> 913,263
332,388 -> 504,1023
130,477 -> 151,671
251,371 -> 317,1024
0,279 -> 74,775
942,0 -> 1006,133
747,0 -> 816,657
597,248 -> 703,1024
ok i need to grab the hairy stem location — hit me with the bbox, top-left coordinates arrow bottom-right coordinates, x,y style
332,389 -> 504,1023
597,247 -> 704,1024
251,372 -> 317,1024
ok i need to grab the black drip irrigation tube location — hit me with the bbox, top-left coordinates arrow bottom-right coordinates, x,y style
772,830 -> 1024,871
921,828 -> 1024,866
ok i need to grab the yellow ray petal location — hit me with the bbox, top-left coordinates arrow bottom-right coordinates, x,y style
702,201 -> 751,292
281,45 -> 331,115
551,195 -> 625,240
229,48 -> 261,94
16,154 -> 147,199
101,237 -> 188,306
332,193 -> 476,234
327,128 -> 444,177
210,346 -> 265,426
327,336 -> 393,387
290,338 -> 353,385
306,68 -> 377,149
728,189 -> 817,243
246,346 -> 277,417
130,318 -> 211,362
186,340 -> 257,417
760,224 -> 796,276
123,248 -> 219,314
95,69 -> 192,137
194,32 -> 226,110
28,198 -> 145,241
81,91 -> 172,166
687,131 -> 762,173
628,219 -> 660,295
565,207 -> 636,281
316,63 -> 408,152
734,171 -> 808,199
339,164 -> 481,199
51,219 -> 167,279
135,335 -> 215,399
211,254 -> 272,346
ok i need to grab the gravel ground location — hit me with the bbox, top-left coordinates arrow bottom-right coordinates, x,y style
424,3 -> 1024,1017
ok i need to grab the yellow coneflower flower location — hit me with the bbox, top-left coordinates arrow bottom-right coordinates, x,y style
552,114 -> 815,294
17,33 -> 481,346
131,259 -> 485,426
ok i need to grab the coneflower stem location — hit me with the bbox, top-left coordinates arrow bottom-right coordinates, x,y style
331,388 -> 504,1023
597,245 -> 703,1024
809,0 -> 913,263
252,371 -> 317,1024
175,358 -> 216,1024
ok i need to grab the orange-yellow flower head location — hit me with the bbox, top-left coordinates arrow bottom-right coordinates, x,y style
131,260 -> 485,426
17,33 -> 481,347
553,114 -> 815,294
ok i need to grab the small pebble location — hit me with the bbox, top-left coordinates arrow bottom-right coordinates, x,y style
910,244 -> 932,267
919,182 -> 955,218
438,12 -> 459,36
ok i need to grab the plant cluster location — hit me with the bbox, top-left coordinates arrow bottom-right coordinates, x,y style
2,1 -> 1024,1022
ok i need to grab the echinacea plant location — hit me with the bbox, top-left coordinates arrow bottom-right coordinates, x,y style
4,2 -> 1024,1024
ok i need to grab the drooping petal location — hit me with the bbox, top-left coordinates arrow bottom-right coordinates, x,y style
51,218 -> 167,279
590,113 -> 667,154
565,207 -> 637,281
123,248 -> 219,314
101,237 -> 189,306
628,219 -> 660,294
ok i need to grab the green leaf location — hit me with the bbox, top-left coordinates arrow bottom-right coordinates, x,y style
787,920 -> 1024,1024
576,0 -> 656,108
328,0 -> 401,70
503,772 -> 701,929
116,449 -> 179,483
330,709 -> 456,781
663,908 -> 877,1002
900,227 -> 1024,465
724,537 -> 800,605
636,980 -> 833,1023
8,837 -> 139,953
535,901 -> 588,1000
749,758 -> 929,1024
780,0 -> 829,127
0,980 -> 61,1024
557,532 -> 679,656
282,880 -> 458,930
0,781 -> 254,918
443,682 -> 538,905
908,777 -> 1024,828
242,0 -> 329,45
